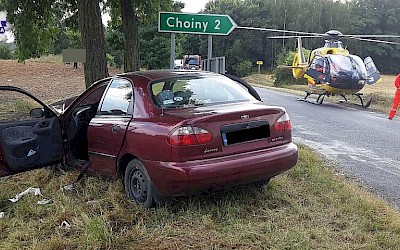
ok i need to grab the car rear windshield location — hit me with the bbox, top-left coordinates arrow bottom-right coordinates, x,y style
150,75 -> 256,108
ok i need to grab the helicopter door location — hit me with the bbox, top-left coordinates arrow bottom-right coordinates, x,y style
305,55 -> 330,84
364,57 -> 381,85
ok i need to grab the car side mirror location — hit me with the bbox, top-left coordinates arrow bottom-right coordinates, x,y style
30,108 -> 44,118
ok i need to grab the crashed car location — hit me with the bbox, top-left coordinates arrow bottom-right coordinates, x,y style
0,70 -> 298,207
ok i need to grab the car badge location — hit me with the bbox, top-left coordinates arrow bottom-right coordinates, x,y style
241,114 -> 250,120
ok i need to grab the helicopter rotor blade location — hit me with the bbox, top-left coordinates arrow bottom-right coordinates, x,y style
342,34 -> 400,38
268,34 -> 400,45
236,26 -> 323,36
346,37 -> 400,45
237,26 -> 400,45
268,35 -> 323,39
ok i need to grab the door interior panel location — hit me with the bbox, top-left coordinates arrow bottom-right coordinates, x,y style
0,117 -> 63,172
3,125 -> 37,145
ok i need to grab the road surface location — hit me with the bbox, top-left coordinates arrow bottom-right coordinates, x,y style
255,87 -> 400,209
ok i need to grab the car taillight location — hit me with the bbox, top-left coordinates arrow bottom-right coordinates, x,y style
274,113 -> 292,132
168,126 -> 213,146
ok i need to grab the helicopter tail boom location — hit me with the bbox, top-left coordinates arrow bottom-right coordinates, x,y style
292,37 -> 308,79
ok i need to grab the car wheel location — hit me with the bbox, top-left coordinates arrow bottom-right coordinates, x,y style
124,159 -> 155,208
253,178 -> 271,188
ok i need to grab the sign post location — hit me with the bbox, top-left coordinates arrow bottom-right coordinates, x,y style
170,33 -> 175,69
159,12 -> 237,72
256,60 -> 263,74
256,61 -> 264,84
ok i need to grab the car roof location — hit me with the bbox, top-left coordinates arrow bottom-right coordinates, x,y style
116,69 -> 219,81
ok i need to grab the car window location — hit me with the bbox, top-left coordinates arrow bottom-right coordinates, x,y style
99,79 -> 133,116
0,90 -> 44,122
150,75 -> 256,108
79,84 -> 108,107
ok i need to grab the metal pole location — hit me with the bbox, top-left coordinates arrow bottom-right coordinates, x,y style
170,33 -> 175,69
207,35 -> 212,71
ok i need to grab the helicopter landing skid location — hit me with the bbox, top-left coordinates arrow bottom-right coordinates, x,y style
353,93 -> 372,108
298,91 -> 325,105
339,93 -> 372,108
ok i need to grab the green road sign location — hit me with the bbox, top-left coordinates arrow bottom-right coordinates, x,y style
158,12 -> 237,35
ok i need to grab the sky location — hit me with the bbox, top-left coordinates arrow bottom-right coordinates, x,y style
178,0 -> 210,13
101,1 -> 211,25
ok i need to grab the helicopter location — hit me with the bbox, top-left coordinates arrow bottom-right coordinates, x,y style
269,30 -> 400,107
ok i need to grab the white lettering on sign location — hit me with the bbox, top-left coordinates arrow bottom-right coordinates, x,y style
166,17 -> 209,33
214,20 -> 220,30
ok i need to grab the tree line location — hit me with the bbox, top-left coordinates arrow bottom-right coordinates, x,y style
192,0 -> 400,75
1,0 -> 400,87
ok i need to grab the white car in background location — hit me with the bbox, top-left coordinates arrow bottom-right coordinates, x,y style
174,59 -> 183,69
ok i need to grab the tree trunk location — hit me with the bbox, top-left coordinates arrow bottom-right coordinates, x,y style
120,0 -> 139,72
78,0 -> 109,88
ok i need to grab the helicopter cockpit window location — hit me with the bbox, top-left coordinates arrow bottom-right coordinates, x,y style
349,55 -> 368,78
324,40 -> 343,49
328,55 -> 352,73
310,55 -> 328,74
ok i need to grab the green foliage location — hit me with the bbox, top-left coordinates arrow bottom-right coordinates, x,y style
65,30 -> 81,49
1,0 -> 62,61
105,25 -> 124,68
140,27 -> 171,69
0,44 -> 13,59
106,53 -> 115,67
53,29 -> 80,55
232,60 -> 252,77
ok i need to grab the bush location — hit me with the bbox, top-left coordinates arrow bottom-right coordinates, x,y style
0,44 -> 13,59
233,60 -> 252,77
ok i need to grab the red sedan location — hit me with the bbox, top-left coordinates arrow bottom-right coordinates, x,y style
0,70 -> 298,207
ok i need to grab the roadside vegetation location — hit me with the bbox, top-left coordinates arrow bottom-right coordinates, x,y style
1,145 -> 400,249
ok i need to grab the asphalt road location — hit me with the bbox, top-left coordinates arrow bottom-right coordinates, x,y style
255,87 -> 400,209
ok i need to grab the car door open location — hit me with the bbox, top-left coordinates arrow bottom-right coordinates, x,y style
0,86 -> 63,177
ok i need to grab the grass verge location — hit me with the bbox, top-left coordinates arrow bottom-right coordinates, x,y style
1,145 -> 399,249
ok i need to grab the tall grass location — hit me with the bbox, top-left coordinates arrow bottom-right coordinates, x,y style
1,145 -> 400,249
27,55 -> 63,63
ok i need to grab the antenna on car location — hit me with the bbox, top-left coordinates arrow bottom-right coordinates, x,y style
161,105 -> 164,116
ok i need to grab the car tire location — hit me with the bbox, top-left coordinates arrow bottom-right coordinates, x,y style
124,159 -> 155,208
253,178 -> 271,188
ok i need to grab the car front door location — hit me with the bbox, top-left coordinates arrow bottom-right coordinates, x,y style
0,86 -> 63,177
87,78 -> 133,176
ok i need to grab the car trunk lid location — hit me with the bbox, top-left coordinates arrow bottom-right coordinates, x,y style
164,101 -> 292,161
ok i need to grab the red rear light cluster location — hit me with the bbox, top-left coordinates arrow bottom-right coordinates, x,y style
274,113 -> 292,132
168,126 -> 213,146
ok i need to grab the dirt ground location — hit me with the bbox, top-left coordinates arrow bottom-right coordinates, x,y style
0,59 -> 122,104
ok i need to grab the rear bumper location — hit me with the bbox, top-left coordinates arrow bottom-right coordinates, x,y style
143,142 -> 298,196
